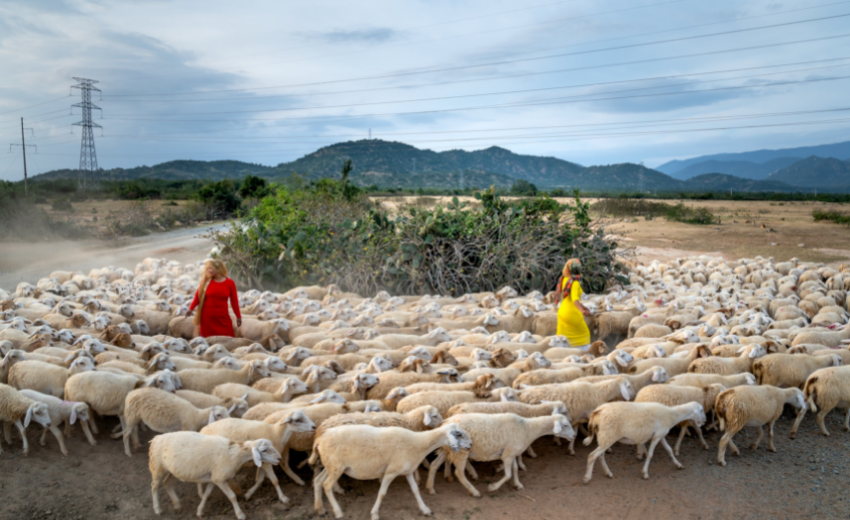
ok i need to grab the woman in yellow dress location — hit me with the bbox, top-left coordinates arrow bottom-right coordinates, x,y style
556,259 -> 592,350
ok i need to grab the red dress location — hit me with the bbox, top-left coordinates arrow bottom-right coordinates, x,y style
189,278 -> 241,338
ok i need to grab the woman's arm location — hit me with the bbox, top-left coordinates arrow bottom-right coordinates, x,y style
188,290 -> 200,312
574,301 -> 592,316
229,279 -> 242,324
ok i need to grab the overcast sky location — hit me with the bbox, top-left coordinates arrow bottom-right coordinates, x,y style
1,0 -> 849,180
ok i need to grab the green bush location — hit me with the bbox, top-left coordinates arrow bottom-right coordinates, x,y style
195,179 -> 241,218
212,173 -> 623,295
510,179 -> 538,196
591,198 -> 719,225
239,174 -> 271,199
813,209 -> 850,225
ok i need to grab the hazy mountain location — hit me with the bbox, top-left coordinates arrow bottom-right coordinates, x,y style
657,140 -> 850,175
682,173 -> 798,192
766,156 -> 850,190
33,160 -> 272,182
668,157 -> 800,181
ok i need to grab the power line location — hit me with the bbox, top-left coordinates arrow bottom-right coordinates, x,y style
99,60 -> 850,117
0,96 -> 69,116
105,12 -> 850,97
103,70 -> 850,124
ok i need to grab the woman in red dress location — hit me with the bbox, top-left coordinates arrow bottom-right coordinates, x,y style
188,259 -> 242,338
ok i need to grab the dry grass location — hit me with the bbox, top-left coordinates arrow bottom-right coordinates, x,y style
36,199 -> 195,234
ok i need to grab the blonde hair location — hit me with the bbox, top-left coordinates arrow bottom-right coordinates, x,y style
193,259 -> 228,326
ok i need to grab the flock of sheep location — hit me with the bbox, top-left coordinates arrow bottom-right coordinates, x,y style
1,255 -> 850,520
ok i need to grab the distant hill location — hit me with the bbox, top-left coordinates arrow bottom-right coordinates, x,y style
29,139 -> 849,192
766,156 -> 850,190
657,140 -> 850,175
682,173 -> 798,192
669,157 -> 799,181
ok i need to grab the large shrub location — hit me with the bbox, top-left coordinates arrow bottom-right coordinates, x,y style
212,179 -> 623,295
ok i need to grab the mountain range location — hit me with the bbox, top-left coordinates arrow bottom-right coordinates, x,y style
31,139 -> 850,192
658,140 -> 850,181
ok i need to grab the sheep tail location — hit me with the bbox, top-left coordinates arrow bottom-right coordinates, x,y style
715,396 -> 728,432
804,377 -> 819,413
582,412 -> 599,446
308,444 -> 320,466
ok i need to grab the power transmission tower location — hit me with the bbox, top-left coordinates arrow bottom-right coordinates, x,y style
9,118 -> 35,197
72,77 -> 102,190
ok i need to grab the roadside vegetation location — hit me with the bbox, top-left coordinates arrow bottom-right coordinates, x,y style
591,197 -> 720,225
812,209 -> 850,226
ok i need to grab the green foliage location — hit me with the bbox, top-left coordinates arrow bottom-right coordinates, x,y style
214,181 -> 622,295
510,179 -> 538,196
239,174 -> 270,199
591,198 -> 720,225
812,209 -> 850,226
195,179 -> 242,218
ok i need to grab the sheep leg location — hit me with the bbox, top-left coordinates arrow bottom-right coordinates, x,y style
567,436 -> 576,456
88,413 -> 99,435
517,455 -> 527,472
323,469 -> 346,519
453,457 -> 481,498
370,472 -> 398,520
790,407 -> 807,439
750,426 -> 764,451
3,422 -> 11,444
526,445 -> 538,458
80,420 -> 97,446
280,447 -> 306,486
150,469 -> 167,515
14,420 -> 29,455
251,463 -> 289,505
641,436 -> 662,479
816,409 -> 831,437
674,427 -> 687,457
313,468 -> 328,516
163,474 -> 181,511
197,483 -> 204,499
767,420 -> 777,452
425,451 -> 446,495
466,463 -> 478,480
404,473 -> 433,517
717,430 -> 737,467
843,407 -> 849,432
584,444 -> 610,484
598,452 -> 613,479
659,437 -> 684,470
489,457 -> 515,492
122,421 -> 136,457
48,425 -> 68,456
215,480 -> 246,520
510,458 -> 523,490
694,424 -> 708,451
636,443 -> 646,460
244,464 -> 267,500
196,483 -> 215,518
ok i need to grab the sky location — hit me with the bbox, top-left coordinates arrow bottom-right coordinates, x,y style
1,0 -> 849,181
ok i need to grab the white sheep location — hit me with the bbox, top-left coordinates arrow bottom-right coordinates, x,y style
18,389 -> 95,455
752,353 -> 842,388
8,357 -> 95,397
122,387 -> 231,457
0,383 -> 52,455
634,383 -> 725,455
714,385 -> 807,466
149,432 -> 281,520
312,423 -> 472,520
426,411 -> 574,497
213,380 -> 307,407
687,345 -> 766,375
582,401 -> 706,482
177,360 -> 271,393
200,410 -> 316,504
802,366 -> 850,436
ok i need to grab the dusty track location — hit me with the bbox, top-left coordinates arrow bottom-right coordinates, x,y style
1,410 -> 848,520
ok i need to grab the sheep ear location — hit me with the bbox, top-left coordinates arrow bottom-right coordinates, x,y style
616,356 -> 628,367
352,377 -> 362,391
252,446 -> 263,468
228,404 -> 237,414
620,383 -> 631,401
24,406 -> 33,428
208,410 -> 217,425
146,377 -> 158,388
309,394 -> 325,404
553,419 -> 563,435
651,370 -> 659,382
240,393 -> 249,401
70,408 -> 77,425
501,393 -> 513,402
423,413 -> 431,426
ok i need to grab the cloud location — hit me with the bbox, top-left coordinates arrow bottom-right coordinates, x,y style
310,27 -> 401,45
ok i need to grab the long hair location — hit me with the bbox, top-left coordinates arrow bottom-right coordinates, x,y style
555,259 -> 581,304
193,259 -> 228,326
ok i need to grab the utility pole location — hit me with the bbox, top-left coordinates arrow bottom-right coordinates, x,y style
71,77 -> 102,190
9,118 -> 35,197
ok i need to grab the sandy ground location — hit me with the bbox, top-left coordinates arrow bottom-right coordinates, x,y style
0,223 -> 228,290
1,410 -> 849,520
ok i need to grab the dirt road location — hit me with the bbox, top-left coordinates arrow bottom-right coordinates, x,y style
0,223 -> 228,290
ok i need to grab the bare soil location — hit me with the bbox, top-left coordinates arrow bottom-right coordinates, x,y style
1,409 -> 849,520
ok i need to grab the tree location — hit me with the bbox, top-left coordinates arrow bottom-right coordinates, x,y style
510,179 -> 538,196
239,174 -> 270,199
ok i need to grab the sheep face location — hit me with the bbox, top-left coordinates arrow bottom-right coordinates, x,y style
385,387 -> 409,401
370,357 -> 393,372
612,351 -> 634,367
249,438 -> 282,468
446,424 -> 472,453
353,373 -> 380,391
280,378 -> 308,397
310,390 -> 345,404
208,406 -> 231,425
146,372 -> 179,393
552,415 -> 576,441
285,348 -> 311,365
54,329 -> 75,343
69,403 -> 91,425
618,380 -> 633,401
263,357 -> 287,372
69,357 -> 96,374
421,406 -> 443,428
649,367 -> 670,384
26,403 -> 51,428
279,410 -> 316,433
786,389 -> 807,412
600,360 -> 618,376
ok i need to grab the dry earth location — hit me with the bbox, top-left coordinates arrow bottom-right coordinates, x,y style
2,198 -> 850,520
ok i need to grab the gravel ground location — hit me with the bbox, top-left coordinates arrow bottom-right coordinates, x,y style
2,407 -> 849,520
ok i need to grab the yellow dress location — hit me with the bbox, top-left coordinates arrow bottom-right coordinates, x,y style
557,278 -> 591,347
